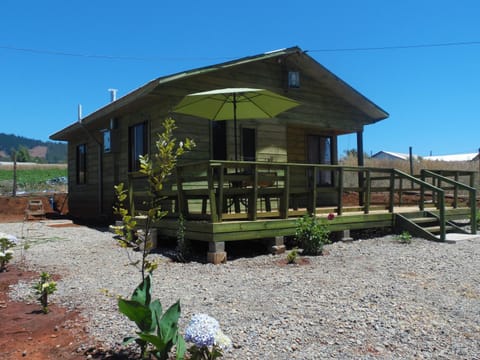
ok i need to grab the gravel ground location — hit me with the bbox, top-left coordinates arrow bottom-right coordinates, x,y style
3,220 -> 480,359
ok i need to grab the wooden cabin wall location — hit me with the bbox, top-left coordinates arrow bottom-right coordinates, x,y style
235,119 -> 287,162
63,51 -> 377,221
67,134 -> 103,219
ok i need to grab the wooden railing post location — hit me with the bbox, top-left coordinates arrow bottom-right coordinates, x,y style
364,169 -> 371,214
311,165 -> 317,214
389,171 -> 395,212
438,191 -> 446,241
420,170 -> 425,211
470,188 -> 477,235
398,177 -> 403,206
208,163 -> 218,223
281,165 -> 290,219
453,172 -> 459,208
217,164 -> 225,222
337,167 -> 343,216
250,164 -> 258,221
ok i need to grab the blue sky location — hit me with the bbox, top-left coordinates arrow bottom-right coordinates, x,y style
1,0 -> 479,157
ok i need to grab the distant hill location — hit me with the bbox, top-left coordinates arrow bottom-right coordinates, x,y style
0,133 -> 67,163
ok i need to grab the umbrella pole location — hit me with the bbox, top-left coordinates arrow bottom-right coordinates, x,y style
233,93 -> 238,161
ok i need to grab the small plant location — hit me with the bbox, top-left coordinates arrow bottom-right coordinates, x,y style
113,118 -> 195,282
185,313 -> 232,359
295,213 -> 333,255
114,119 -> 195,359
0,232 -> 18,272
176,214 -> 191,262
33,272 -> 57,313
396,231 -> 412,244
286,247 -> 299,264
118,273 -> 185,359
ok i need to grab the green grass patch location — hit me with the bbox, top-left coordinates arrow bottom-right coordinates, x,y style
0,168 -> 67,184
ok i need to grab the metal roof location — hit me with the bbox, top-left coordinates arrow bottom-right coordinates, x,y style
50,46 -> 389,140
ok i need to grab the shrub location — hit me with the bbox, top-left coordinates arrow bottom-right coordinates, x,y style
396,231 -> 412,244
295,213 -> 333,255
33,272 -> 57,314
286,248 -> 299,264
0,233 -> 18,272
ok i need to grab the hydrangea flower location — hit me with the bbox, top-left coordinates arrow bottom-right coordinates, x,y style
185,313 -> 220,347
214,329 -> 232,350
0,233 -> 18,245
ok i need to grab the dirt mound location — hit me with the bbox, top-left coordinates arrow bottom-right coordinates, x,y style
0,193 -> 69,223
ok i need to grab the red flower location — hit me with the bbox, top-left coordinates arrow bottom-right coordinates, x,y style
327,213 -> 335,221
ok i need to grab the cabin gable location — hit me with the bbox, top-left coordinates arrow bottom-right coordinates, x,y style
51,46 -> 388,221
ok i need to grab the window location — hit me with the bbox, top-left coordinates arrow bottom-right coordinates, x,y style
307,135 -> 333,186
76,144 -> 87,184
288,71 -> 300,88
102,130 -> 111,153
129,122 -> 148,171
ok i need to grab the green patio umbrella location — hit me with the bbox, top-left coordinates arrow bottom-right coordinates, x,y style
173,87 -> 300,160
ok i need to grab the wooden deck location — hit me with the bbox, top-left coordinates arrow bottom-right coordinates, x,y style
149,205 -> 473,242
128,161 -> 477,262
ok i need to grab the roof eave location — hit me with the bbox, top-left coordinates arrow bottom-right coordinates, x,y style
49,47 -> 303,140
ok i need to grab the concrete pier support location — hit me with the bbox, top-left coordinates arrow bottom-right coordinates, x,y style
207,241 -> 227,264
266,236 -> 286,254
336,229 -> 353,242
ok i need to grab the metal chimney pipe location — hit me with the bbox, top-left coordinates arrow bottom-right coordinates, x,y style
78,104 -> 82,122
108,88 -> 118,102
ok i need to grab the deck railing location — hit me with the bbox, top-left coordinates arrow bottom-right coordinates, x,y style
127,161 -> 477,239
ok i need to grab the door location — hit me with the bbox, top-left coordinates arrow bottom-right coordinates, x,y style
212,121 -> 227,160
242,127 -> 256,161
307,135 -> 333,186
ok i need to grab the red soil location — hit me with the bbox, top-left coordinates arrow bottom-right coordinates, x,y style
0,193 -> 69,223
0,266 -> 89,360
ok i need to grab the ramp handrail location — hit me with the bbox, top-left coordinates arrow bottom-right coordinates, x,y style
421,169 -> 477,234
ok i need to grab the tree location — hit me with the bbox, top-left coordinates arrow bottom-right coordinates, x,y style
13,145 -> 32,162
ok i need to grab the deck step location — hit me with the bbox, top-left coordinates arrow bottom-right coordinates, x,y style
410,217 -> 437,224
423,225 -> 455,234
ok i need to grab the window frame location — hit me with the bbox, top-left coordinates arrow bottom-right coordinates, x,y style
128,121 -> 148,172
76,143 -> 87,185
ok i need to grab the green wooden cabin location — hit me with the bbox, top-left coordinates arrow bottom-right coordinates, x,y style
50,46 -> 387,219
50,46 -> 477,262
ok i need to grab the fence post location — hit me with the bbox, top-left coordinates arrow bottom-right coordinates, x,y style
12,152 -> 17,197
